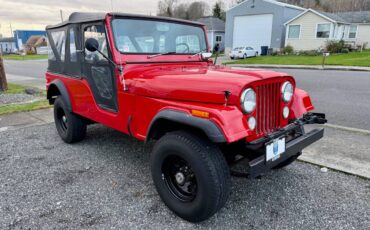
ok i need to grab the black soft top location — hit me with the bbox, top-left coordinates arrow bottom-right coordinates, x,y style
46,12 -> 205,30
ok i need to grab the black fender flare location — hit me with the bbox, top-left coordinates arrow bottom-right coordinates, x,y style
146,109 -> 226,143
47,79 -> 72,112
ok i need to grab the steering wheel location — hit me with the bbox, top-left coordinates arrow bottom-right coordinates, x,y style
176,43 -> 190,53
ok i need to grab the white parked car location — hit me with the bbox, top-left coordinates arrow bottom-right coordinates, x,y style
230,47 -> 258,59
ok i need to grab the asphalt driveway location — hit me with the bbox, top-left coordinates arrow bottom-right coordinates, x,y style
1,124 -> 369,229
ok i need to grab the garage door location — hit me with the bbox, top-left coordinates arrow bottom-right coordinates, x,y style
233,14 -> 273,54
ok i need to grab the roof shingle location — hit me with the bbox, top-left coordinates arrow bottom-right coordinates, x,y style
196,17 -> 225,32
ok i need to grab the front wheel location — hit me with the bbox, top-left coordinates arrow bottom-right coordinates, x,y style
151,131 -> 231,222
54,97 -> 87,143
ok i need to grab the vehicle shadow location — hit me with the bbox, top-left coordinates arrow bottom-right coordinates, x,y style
72,124 -> 361,229
3,123 -> 365,229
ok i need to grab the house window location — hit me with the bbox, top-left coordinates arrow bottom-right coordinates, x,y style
216,35 -> 222,42
288,25 -> 300,39
349,25 -> 358,39
316,23 -> 331,38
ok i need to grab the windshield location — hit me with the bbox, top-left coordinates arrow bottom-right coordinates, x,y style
111,19 -> 207,54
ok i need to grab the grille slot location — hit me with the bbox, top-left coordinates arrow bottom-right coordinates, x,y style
255,82 -> 281,135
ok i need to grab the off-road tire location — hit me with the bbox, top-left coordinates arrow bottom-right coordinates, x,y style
273,154 -> 300,170
54,97 -> 86,143
150,131 -> 231,222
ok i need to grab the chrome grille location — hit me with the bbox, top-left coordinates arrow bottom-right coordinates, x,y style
255,82 -> 281,134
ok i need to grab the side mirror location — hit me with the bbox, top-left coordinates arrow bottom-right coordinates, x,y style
85,38 -> 99,52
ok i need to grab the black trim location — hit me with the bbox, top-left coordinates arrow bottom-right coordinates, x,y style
146,110 -> 226,143
126,61 -> 206,64
247,128 -> 324,178
47,12 -> 204,29
47,80 -> 72,112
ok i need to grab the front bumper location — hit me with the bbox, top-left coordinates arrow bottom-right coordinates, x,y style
232,113 -> 327,178
247,128 -> 324,178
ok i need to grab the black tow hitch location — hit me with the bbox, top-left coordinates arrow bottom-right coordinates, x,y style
301,112 -> 327,125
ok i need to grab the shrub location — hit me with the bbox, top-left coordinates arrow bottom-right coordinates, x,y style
341,48 -> 349,53
298,50 -> 320,56
282,45 -> 294,55
325,40 -> 345,53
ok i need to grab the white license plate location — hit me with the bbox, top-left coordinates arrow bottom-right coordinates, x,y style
266,138 -> 286,162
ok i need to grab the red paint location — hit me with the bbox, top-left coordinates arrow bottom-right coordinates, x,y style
46,16 -> 315,144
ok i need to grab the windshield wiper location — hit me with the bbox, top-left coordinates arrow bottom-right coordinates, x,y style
147,52 -> 176,59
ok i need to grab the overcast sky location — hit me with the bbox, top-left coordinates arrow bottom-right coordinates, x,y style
0,0 -> 236,37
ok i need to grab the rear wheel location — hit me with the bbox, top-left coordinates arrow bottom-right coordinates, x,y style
54,97 -> 86,143
151,131 -> 231,222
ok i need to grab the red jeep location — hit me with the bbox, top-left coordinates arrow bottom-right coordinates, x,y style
46,12 -> 326,222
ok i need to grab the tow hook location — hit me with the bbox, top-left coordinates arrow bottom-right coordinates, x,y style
302,113 -> 327,124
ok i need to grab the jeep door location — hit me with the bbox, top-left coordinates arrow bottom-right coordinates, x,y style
82,23 -> 118,112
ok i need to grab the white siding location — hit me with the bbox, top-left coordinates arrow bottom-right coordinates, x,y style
285,11 -> 334,51
356,24 -> 370,46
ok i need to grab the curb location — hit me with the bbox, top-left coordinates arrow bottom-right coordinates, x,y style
227,64 -> 370,72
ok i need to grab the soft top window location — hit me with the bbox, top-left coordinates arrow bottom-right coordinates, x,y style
49,30 -> 66,61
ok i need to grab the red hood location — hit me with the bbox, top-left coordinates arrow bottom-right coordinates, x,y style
126,64 -> 291,105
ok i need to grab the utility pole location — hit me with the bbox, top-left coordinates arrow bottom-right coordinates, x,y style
9,23 -> 13,36
60,9 -> 64,22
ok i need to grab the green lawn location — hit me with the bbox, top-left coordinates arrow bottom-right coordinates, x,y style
0,100 -> 50,115
2,54 -> 48,61
228,51 -> 370,67
0,83 -> 50,115
4,83 -> 28,94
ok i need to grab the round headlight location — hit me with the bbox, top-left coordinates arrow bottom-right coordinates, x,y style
240,88 -> 256,114
281,81 -> 294,103
248,116 -> 256,131
283,106 -> 290,119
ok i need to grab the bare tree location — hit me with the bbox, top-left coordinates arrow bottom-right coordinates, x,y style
187,1 -> 209,20
279,0 -> 370,11
0,55 -> 7,92
157,0 -> 209,20
157,0 -> 177,17
173,3 -> 189,19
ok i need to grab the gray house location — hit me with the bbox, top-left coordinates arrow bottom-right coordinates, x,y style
0,37 -> 16,54
197,16 -> 225,51
225,0 -> 305,54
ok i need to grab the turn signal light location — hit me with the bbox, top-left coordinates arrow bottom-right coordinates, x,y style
191,110 -> 210,118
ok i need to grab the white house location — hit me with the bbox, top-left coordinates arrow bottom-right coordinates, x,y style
285,9 -> 370,51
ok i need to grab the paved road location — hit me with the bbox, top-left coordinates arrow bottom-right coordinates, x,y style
274,68 -> 370,131
3,60 -> 370,130
1,124 -> 369,229
3,60 -> 47,89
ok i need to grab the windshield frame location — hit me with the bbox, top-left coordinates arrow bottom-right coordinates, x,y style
110,17 -> 209,55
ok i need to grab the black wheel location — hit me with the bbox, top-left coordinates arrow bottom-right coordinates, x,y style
54,97 -> 86,143
273,154 -> 300,170
151,131 -> 231,222
230,57 -> 234,60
